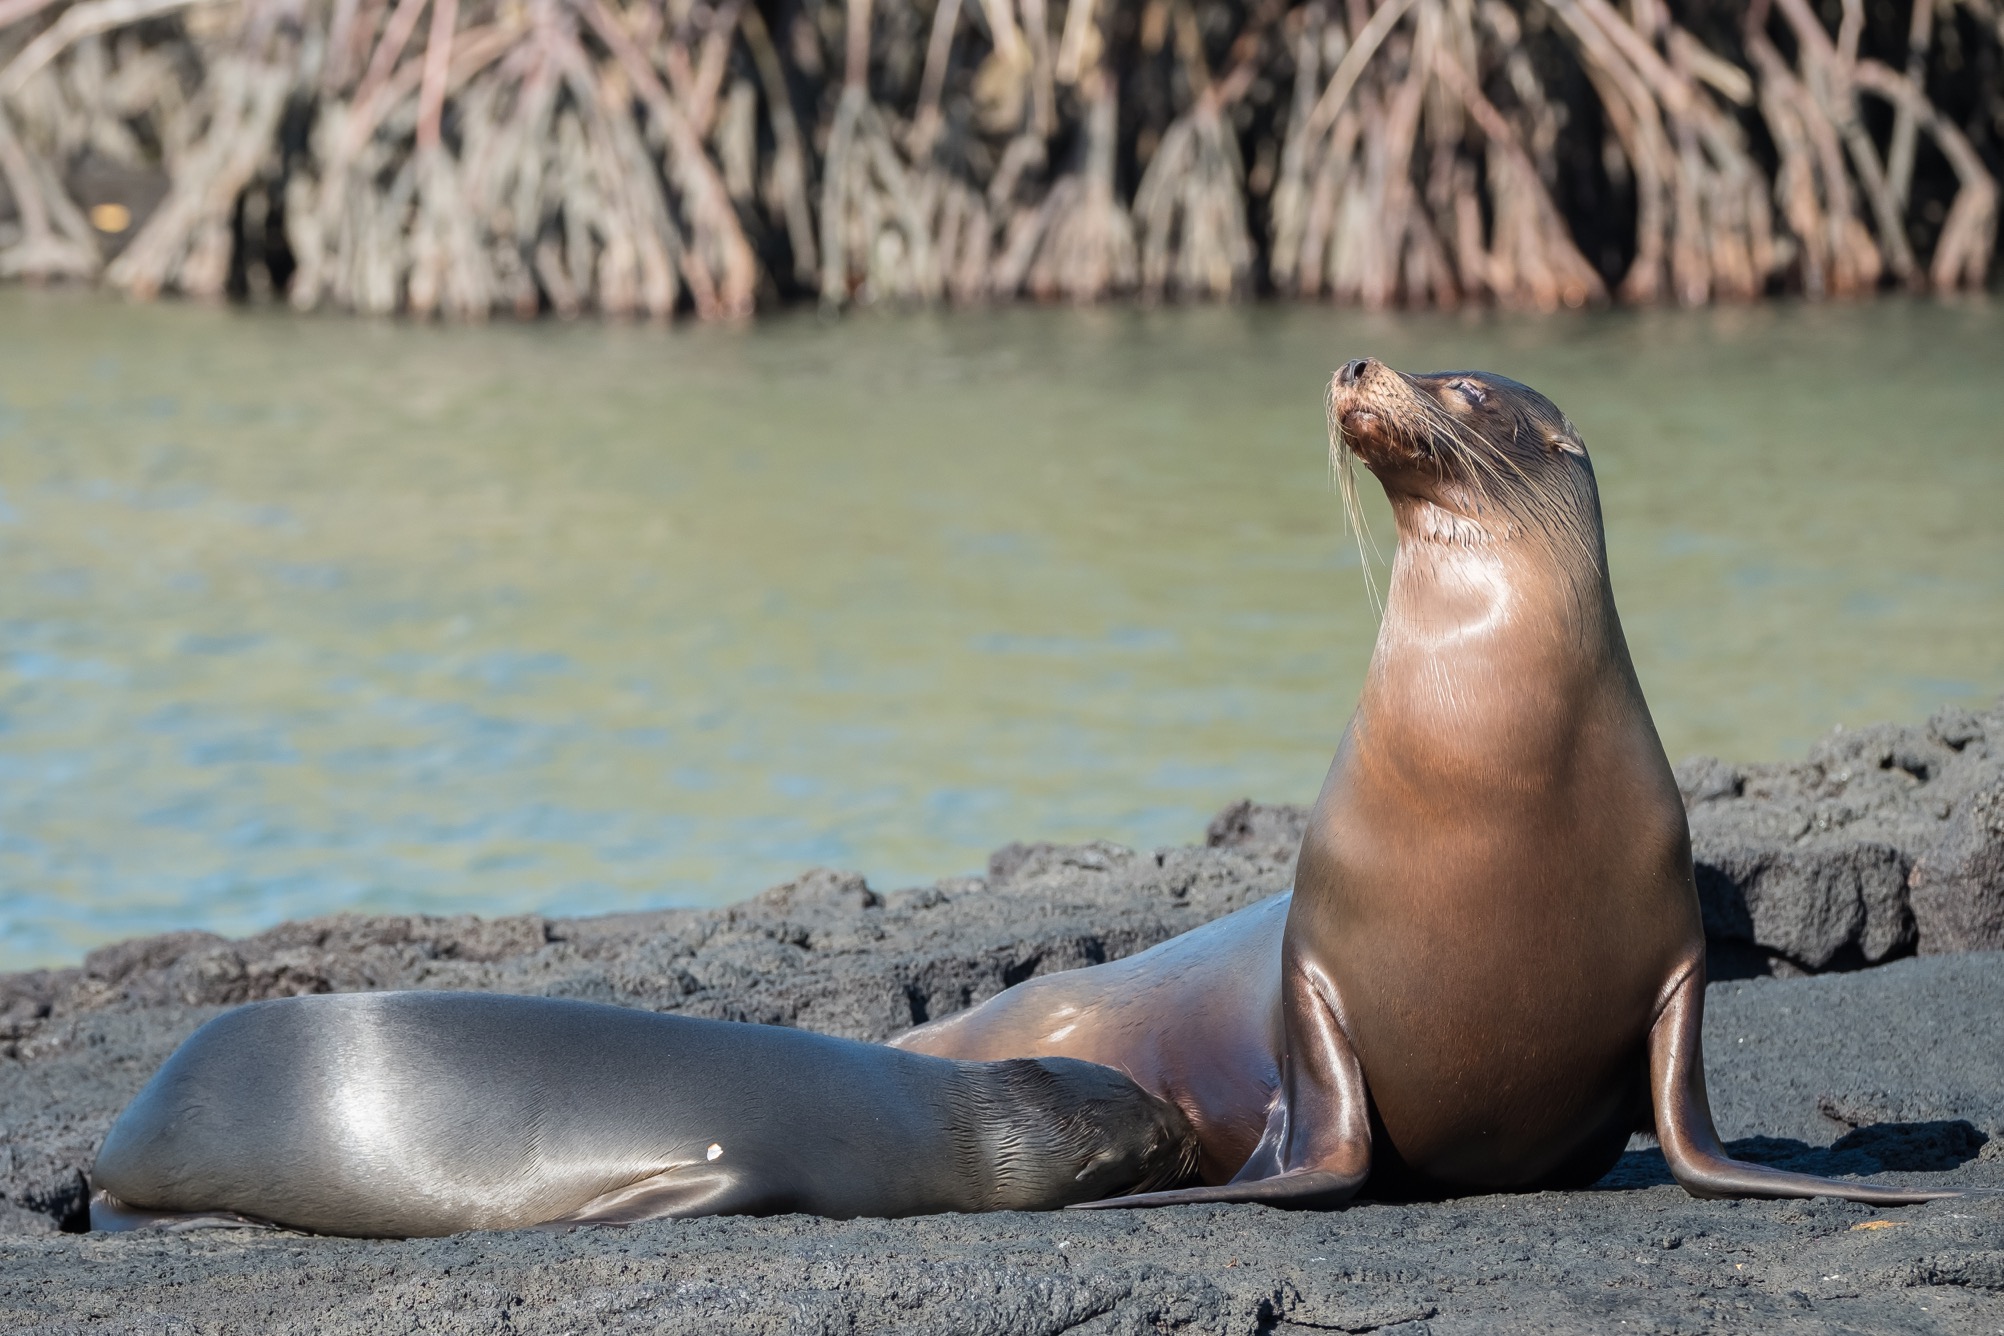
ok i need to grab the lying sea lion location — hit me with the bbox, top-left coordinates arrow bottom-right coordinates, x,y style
90,991 -> 1198,1236
896,358 -> 1958,1208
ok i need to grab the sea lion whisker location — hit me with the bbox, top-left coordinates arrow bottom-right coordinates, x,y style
1424,411 -> 1514,527
1327,377 -> 1384,613
1405,393 -> 1505,503
1448,402 -> 1599,572
1396,383 -> 1592,563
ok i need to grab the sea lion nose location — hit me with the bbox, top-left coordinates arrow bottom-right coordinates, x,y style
1339,359 -> 1371,386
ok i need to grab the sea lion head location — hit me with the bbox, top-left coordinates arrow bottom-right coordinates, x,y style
971,1057 -> 1201,1209
1327,357 -> 1597,554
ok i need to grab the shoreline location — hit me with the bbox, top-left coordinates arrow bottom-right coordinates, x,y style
5,695 -> 1999,1004
3,700 -> 2001,1331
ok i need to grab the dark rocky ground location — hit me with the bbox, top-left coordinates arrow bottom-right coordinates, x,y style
3,701 -> 2002,1333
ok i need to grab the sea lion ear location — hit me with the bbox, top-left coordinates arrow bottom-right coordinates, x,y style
1552,418 -> 1587,456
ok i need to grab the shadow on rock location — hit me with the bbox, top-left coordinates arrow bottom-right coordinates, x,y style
1596,1121 -> 1989,1191
1830,1118 -> 1991,1172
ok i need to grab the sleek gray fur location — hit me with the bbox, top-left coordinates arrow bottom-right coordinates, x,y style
90,991 -> 1199,1237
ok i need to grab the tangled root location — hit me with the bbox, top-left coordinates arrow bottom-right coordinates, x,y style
0,0 -> 1993,314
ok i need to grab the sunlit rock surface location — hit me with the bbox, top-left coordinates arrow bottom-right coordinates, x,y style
1680,701 -> 2004,974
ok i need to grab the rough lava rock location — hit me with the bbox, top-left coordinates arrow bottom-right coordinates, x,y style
1679,699 -> 2004,975
1910,780 -> 2004,955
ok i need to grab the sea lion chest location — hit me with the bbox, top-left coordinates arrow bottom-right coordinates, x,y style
1298,638 -> 1697,1194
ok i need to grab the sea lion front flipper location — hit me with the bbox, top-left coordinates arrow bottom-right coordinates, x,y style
1649,962 -> 1961,1206
1068,1169 -> 1360,1210
555,1165 -> 758,1224
1072,955 -> 1372,1211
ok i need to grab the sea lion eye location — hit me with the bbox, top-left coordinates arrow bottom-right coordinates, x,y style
1449,379 -> 1487,405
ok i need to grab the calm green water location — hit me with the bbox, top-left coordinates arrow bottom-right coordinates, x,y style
2,292 -> 2000,971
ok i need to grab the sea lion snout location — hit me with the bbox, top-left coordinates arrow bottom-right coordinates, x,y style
1328,357 -> 1422,473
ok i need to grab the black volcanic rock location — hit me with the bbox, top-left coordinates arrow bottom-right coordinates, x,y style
1680,700 -> 2004,974
1909,779 -> 2004,955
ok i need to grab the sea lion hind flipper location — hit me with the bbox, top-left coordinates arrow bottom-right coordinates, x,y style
1067,1169 -> 1361,1211
1649,964 -> 1962,1206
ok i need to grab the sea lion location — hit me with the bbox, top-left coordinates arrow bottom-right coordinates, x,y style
896,358 -> 1958,1209
89,990 -> 1198,1236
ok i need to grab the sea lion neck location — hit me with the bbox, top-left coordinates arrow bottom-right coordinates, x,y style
1385,487 -> 1526,550
1369,476 -> 1606,686
1365,520 -> 1613,720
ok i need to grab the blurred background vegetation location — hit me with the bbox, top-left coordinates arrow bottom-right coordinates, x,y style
0,0 -> 1998,316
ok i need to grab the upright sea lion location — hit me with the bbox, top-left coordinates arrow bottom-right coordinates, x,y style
897,358 -> 1958,1208
90,991 -> 1198,1236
